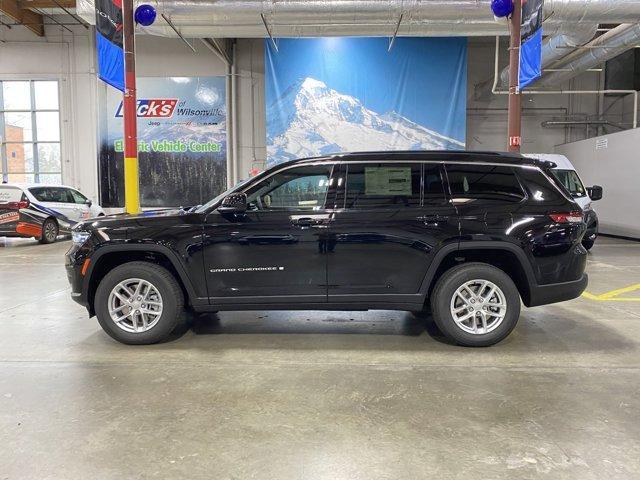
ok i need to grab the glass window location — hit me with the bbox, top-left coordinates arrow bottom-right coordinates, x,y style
245,165 -> 332,211
423,164 -> 446,205
550,169 -> 586,198
345,163 -> 421,209
4,112 -> 33,141
2,81 -> 31,110
446,164 -> 525,204
34,81 -> 59,110
1,80 -> 62,183
69,189 -> 87,204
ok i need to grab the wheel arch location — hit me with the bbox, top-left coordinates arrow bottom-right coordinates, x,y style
420,242 -> 536,306
84,244 -> 200,316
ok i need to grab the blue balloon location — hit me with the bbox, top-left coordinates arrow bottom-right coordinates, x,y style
491,0 -> 513,18
134,4 -> 157,26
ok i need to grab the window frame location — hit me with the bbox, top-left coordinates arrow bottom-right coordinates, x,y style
0,80 -> 62,184
444,163 -> 528,205
243,163 -> 336,213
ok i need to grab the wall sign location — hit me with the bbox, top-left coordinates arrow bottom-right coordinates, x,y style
98,76 -> 227,208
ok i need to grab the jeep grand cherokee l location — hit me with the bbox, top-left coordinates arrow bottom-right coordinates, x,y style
66,151 -> 588,347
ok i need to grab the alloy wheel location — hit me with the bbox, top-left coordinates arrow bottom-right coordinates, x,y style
107,278 -> 164,333
449,279 -> 507,335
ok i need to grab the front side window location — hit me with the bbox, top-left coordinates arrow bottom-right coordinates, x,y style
69,189 -> 88,204
1,80 -> 62,184
345,163 -> 421,209
446,164 -> 525,204
550,169 -> 586,198
245,164 -> 333,211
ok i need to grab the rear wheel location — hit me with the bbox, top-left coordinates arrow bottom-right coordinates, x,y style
39,218 -> 58,244
582,238 -> 595,250
94,261 -> 185,345
430,263 -> 521,347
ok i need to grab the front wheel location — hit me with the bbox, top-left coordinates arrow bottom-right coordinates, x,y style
430,263 -> 521,347
94,261 -> 185,344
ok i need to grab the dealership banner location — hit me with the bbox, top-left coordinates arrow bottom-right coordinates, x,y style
519,0 -> 544,89
94,0 -> 124,91
265,37 -> 467,166
98,76 -> 227,208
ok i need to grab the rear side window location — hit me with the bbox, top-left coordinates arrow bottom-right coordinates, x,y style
446,165 -> 525,203
345,163 -> 421,209
0,187 -> 24,204
517,167 -> 566,204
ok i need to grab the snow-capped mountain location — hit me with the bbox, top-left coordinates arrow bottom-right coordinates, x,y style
266,77 -> 464,164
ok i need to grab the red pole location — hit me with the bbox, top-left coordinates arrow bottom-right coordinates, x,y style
122,0 -> 140,213
507,0 -> 522,153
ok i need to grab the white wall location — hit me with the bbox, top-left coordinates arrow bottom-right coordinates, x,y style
555,128 -> 640,239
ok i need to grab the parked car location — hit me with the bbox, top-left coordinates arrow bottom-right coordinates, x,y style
526,154 -> 603,250
0,184 -> 104,244
67,151 -> 588,347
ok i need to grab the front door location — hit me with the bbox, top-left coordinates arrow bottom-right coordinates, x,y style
202,163 -> 336,305
326,161 -> 458,304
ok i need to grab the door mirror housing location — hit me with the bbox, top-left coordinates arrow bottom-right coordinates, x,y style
587,185 -> 603,201
218,192 -> 247,214
84,199 -> 93,207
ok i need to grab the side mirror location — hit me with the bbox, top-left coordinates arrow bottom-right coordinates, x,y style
587,185 -> 603,201
218,192 -> 247,214
84,199 -> 93,207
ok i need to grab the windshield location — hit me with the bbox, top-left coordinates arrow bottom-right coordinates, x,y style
195,177 -> 255,213
550,169 -> 587,198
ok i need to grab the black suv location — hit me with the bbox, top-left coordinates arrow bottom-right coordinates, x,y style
66,151 -> 588,347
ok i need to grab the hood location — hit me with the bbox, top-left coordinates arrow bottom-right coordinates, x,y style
78,208 -> 200,231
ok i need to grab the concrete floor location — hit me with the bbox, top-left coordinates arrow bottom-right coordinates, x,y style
0,236 -> 639,480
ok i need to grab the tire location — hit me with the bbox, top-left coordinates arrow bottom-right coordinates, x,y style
582,238 -> 595,250
39,218 -> 58,244
94,261 -> 185,345
430,263 -> 521,347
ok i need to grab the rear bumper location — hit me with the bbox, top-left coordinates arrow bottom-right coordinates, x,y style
526,273 -> 588,307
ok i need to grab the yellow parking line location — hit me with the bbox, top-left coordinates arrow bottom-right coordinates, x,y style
581,283 -> 640,302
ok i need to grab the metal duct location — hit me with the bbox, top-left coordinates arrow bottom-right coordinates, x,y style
76,0 -> 640,38
498,25 -> 598,87
537,23 -> 640,87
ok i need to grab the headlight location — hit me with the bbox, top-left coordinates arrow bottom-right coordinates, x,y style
72,231 -> 91,245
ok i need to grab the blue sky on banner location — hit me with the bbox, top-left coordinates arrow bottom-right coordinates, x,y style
265,37 -> 467,143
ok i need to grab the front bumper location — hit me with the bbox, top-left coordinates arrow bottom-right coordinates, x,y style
527,273 -> 588,307
65,242 -> 89,308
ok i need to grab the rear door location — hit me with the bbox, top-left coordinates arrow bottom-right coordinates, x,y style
0,186 -> 25,235
326,161 -> 458,304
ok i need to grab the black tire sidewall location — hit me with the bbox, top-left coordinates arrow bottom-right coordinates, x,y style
582,238 -> 595,250
95,262 -> 183,345
431,263 -> 521,347
39,218 -> 58,244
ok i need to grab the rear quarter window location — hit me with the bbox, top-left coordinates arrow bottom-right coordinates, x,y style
0,187 -> 24,204
516,167 -> 567,205
446,165 -> 526,204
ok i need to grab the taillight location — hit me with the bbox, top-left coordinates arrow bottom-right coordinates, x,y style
6,200 -> 29,210
549,211 -> 583,224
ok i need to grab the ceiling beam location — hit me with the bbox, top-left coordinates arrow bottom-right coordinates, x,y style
19,0 -> 75,8
1,0 -> 45,35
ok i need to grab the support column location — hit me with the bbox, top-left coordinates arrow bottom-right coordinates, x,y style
122,0 -> 140,213
507,0 -> 522,153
